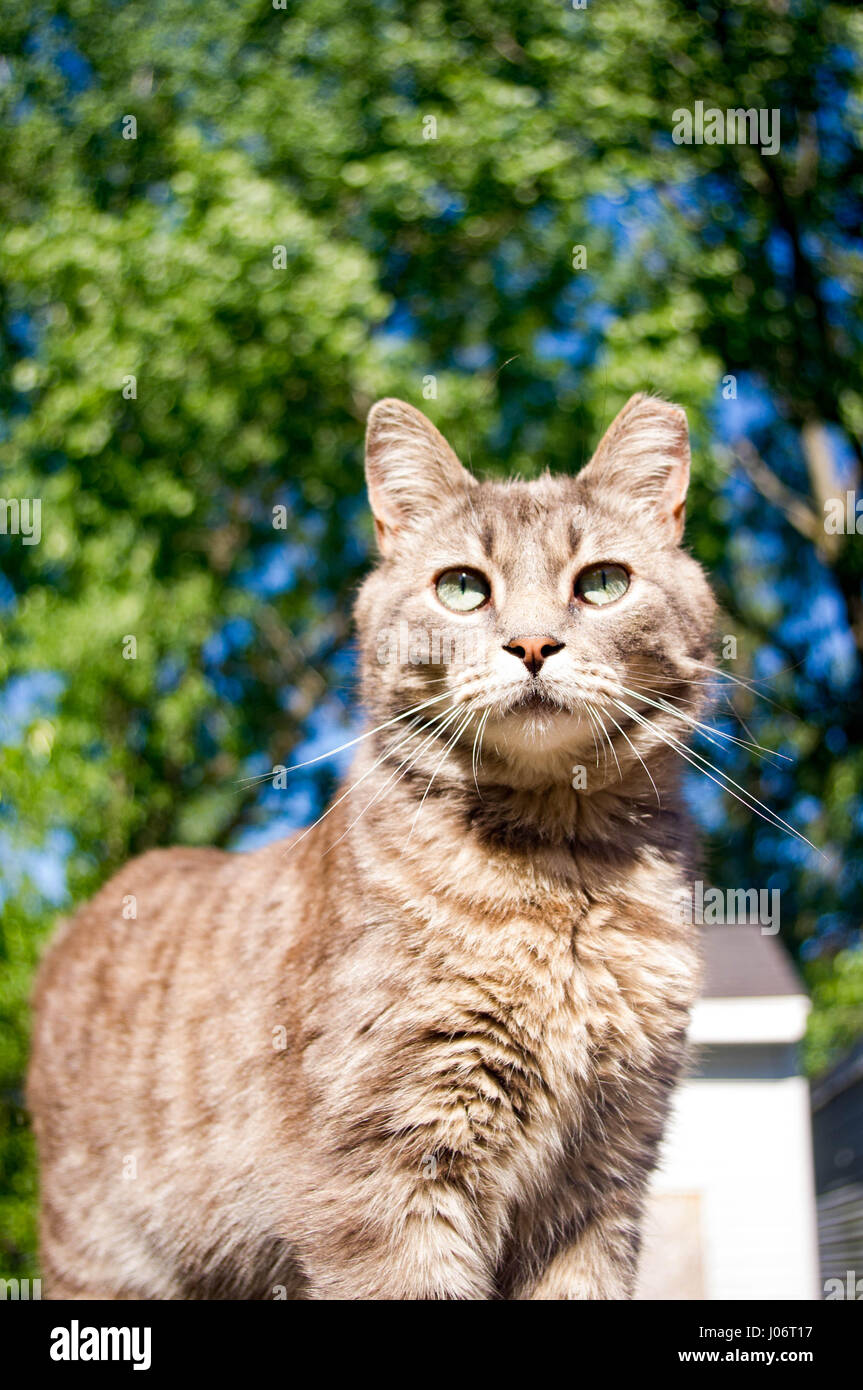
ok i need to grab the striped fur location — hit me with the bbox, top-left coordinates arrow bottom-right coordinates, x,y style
29,395 -> 715,1299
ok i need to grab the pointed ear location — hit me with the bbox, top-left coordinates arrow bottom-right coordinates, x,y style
579,394 -> 691,543
364,398 -> 476,554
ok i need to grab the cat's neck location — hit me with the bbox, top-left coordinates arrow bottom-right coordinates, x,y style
330,730 -> 692,905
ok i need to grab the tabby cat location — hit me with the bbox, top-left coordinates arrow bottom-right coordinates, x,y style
29,393 -> 716,1299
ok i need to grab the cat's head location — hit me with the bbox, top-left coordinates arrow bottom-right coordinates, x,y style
356,395 -> 716,790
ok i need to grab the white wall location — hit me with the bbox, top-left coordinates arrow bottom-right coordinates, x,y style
638,1066 -> 820,1300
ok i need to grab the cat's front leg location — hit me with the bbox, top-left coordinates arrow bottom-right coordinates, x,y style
516,1216 -> 639,1301
299,1173 -> 497,1300
300,1222 -> 495,1301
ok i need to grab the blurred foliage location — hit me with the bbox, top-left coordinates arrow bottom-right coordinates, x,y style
804,947 -> 863,1078
1,0 -> 862,1274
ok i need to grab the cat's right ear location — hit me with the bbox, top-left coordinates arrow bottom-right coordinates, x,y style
365,399 -> 476,555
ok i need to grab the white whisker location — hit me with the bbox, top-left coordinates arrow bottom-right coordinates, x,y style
237,687 -> 458,788
589,703 -> 622,783
322,704 -> 467,855
600,704 -> 662,807
580,700 -> 603,770
611,697 -> 822,856
405,703 -> 479,846
283,700 -> 463,854
615,683 -> 791,766
471,706 -> 491,798
689,660 -> 796,716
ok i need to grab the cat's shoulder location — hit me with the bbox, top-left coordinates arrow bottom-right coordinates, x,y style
90,844 -> 234,911
34,846 -> 232,972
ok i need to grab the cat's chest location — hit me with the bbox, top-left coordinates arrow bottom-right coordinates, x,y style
417,899 -> 695,1128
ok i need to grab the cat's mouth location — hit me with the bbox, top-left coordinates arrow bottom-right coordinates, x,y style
485,680 -> 592,761
506,683 -> 569,714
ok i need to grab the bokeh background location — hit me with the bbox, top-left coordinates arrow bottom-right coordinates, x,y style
2,0 -> 862,1282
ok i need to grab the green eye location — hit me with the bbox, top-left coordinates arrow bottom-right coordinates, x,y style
435,568 -> 490,613
575,563 -> 629,606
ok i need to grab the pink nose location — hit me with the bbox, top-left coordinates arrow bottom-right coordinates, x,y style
503,636 -> 565,675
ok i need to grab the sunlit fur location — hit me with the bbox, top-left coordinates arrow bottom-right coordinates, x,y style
30,395 -> 719,1300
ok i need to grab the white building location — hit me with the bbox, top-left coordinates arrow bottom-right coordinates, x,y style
635,923 -> 820,1300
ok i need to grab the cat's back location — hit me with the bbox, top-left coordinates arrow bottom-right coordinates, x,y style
31,846 -> 231,1024
28,849 -> 228,1107
27,842 -> 322,1297
27,838 -> 320,1139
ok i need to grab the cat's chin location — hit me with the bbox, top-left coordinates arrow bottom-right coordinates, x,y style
486,701 -> 594,764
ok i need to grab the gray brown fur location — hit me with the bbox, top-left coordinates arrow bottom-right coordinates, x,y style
29,394 -> 716,1299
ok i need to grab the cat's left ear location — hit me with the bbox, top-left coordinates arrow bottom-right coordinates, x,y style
580,393 -> 691,543
365,398 -> 476,554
